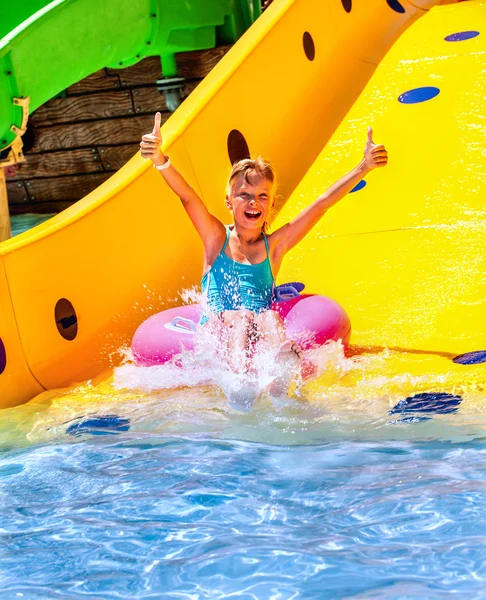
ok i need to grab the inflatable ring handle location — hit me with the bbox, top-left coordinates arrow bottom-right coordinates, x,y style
282,281 -> 305,293
170,316 -> 197,332
274,285 -> 300,301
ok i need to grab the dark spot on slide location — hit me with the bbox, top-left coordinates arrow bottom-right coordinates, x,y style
341,0 -> 352,13
303,32 -> 315,61
55,298 -> 78,341
386,0 -> 405,14
0,339 -> 6,375
227,130 -> 250,164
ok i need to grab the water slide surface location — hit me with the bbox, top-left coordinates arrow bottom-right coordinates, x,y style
1,0 -> 484,409
276,0 -> 486,394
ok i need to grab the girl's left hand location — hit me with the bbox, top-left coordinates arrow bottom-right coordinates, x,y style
364,127 -> 388,169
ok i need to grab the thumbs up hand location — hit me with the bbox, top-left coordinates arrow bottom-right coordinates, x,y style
364,127 -> 388,170
140,112 -> 165,165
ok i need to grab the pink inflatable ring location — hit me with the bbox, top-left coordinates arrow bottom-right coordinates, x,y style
131,284 -> 351,375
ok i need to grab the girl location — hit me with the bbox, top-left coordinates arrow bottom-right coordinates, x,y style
140,113 -> 388,397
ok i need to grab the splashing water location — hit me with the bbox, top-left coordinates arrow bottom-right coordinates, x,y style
2,285 -> 484,450
116,311 -> 293,411
115,286 -> 364,413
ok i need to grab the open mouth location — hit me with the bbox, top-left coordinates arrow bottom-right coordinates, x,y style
244,210 -> 262,220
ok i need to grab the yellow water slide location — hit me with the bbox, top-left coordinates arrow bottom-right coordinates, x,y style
0,0 -> 479,409
277,0 -> 486,396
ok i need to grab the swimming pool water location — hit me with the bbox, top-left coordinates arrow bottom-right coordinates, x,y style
1,402 -> 486,599
9,213 -> 55,237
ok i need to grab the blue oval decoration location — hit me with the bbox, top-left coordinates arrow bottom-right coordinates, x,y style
452,350 -> 486,365
445,31 -> 480,42
350,180 -> 366,193
389,392 -> 462,415
66,414 -> 131,436
398,87 -> 440,104
386,0 -> 405,14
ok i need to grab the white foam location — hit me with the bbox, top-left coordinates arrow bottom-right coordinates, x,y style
113,288 -> 333,410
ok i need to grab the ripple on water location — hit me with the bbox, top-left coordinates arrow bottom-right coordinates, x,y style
1,437 -> 486,598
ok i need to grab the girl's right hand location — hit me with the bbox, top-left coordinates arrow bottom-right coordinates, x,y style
140,112 -> 165,165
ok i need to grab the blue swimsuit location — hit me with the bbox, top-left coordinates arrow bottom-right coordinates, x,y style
201,226 -> 275,314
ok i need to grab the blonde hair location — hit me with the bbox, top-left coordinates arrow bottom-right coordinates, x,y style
226,157 -> 277,232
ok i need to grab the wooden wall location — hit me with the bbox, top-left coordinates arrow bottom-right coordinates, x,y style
5,47 -> 230,214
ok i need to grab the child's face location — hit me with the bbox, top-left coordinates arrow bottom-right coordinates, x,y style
226,174 -> 275,230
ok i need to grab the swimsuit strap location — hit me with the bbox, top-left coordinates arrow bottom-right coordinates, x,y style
263,231 -> 270,259
263,232 -> 275,296
221,225 -> 231,253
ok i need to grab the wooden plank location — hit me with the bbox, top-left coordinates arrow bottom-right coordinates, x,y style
31,91 -> 135,127
132,81 -> 200,114
65,47 -> 227,95
24,173 -> 111,203
176,46 -> 231,79
132,87 -> 168,114
109,57 -> 163,87
67,69 -> 122,94
9,202 -> 72,215
6,180 -> 29,205
98,144 -> 139,171
29,114 -> 164,153
0,169 -> 11,241
5,148 -> 102,180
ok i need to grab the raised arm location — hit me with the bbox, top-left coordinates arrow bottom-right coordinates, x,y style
140,113 -> 225,253
272,128 -> 388,254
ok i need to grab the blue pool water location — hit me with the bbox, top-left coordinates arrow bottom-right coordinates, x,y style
9,213 -> 55,237
2,420 -> 486,598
